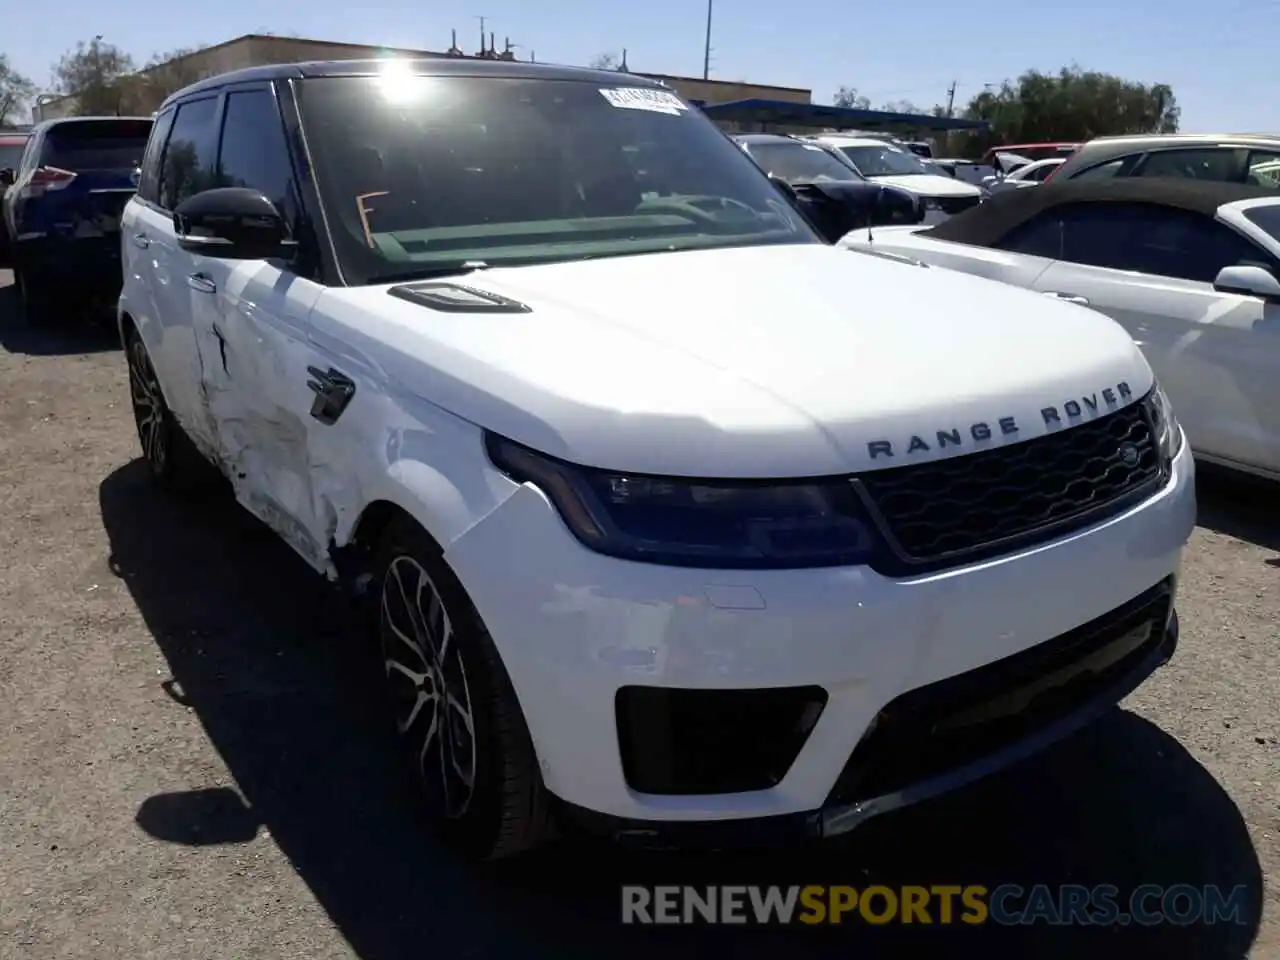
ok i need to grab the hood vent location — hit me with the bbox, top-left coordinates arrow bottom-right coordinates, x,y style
388,283 -> 531,314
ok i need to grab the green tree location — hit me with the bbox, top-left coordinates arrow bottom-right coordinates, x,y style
131,46 -> 209,113
589,52 -> 622,70
0,54 -> 36,126
879,99 -> 924,115
833,86 -> 870,109
52,37 -> 137,115
957,66 -> 1179,157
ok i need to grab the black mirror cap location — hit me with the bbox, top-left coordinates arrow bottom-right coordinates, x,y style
173,187 -> 295,260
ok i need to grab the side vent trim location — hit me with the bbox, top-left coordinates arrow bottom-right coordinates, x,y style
388,283 -> 532,314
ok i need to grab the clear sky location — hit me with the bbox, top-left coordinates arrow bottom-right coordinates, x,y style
7,0 -> 1275,132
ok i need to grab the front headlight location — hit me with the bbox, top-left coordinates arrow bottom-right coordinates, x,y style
922,197 -> 941,210
1144,383 -> 1183,466
485,433 -> 882,569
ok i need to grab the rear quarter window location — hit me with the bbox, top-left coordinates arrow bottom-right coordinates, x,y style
42,119 -> 153,171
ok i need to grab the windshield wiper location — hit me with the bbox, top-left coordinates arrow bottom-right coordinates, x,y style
366,260 -> 489,285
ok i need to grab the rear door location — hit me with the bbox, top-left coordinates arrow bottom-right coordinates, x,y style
17,119 -> 152,246
1026,202 -> 1280,471
130,97 -> 222,448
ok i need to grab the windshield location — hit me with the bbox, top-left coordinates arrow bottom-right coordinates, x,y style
744,141 -> 861,184
297,72 -> 819,285
43,120 -> 151,171
840,144 -> 933,177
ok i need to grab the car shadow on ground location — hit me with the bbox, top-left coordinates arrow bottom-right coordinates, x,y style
99,459 -> 1262,959
1195,463 -> 1280,560
0,275 -> 121,356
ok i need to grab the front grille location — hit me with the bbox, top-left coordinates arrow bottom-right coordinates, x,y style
826,579 -> 1174,806
937,195 -> 980,215
857,400 -> 1160,573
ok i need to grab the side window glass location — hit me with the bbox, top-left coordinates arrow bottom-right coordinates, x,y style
216,88 -> 296,218
1134,148 -> 1238,183
1245,151 -> 1280,189
1059,203 -> 1268,283
158,97 -> 219,211
138,109 -> 175,204
1071,157 -> 1130,181
994,212 -> 1063,258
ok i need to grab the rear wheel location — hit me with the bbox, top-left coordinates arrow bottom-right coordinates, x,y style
14,263 -> 56,326
373,517 -> 553,860
124,325 -> 214,493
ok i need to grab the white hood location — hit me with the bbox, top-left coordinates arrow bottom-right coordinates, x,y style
868,173 -> 983,197
314,243 -> 1152,478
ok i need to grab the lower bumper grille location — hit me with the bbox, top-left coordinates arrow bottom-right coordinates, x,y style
937,195 -> 980,215
826,579 -> 1174,806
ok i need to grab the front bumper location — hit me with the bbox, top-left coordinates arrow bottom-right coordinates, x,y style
445,441 -> 1195,829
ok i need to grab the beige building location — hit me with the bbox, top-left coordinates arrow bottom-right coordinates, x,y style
35,33 -> 810,121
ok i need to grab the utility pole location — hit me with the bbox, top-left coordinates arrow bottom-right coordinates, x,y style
475,15 -> 486,55
702,0 -> 713,80
945,80 -> 957,118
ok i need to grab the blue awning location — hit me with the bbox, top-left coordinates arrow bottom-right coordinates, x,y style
698,98 -> 989,133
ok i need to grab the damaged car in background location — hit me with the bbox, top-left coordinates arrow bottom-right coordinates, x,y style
733,133 -> 924,240
119,58 -> 1194,860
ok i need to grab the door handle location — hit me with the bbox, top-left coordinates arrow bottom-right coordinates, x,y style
306,366 -> 356,425
133,232 -> 150,249
1043,291 -> 1089,306
187,273 -> 216,294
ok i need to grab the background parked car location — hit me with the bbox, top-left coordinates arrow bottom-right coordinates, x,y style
985,157 -> 1066,194
1048,132 -> 1280,187
980,142 -> 1080,168
733,134 -> 924,240
0,130 -> 30,266
801,134 -> 986,222
2,116 -> 152,324
840,178 -> 1280,481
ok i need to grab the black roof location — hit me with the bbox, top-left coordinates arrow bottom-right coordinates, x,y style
927,177 -> 1279,247
163,58 -> 667,110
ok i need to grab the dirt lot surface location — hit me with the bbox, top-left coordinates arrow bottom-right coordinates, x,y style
0,268 -> 1275,959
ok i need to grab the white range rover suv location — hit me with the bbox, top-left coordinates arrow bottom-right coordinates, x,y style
119,57 -> 1195,860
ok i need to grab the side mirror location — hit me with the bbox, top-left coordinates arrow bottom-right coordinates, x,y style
173,187 -> 297,260
1213,264 -> 1280,302
0,168 -> 14,187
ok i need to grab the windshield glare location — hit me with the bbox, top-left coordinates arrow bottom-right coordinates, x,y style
743,141 -> 860,184
840,144 -> 932,177
297,74 -> 820,284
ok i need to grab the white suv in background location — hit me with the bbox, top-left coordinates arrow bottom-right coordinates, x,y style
118,58 -> 1193,859
806,134 -> 987,223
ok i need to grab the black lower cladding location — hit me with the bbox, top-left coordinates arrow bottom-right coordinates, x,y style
615,685 -> 828,795
857,397 -> 1161,575
825,578 -> 1174,807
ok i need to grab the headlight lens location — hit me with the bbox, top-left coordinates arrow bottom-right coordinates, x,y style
922,197 -> 941,210
485,434 -> 881,569
1144,383 -> 1183,465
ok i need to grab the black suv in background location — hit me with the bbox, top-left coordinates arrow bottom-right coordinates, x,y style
2,116 -> 152,323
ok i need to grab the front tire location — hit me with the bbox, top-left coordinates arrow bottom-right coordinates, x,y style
124,325 -> 214,493
374,517 -> 552,860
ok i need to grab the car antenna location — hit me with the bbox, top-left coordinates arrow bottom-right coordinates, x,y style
866,185 -> 884,246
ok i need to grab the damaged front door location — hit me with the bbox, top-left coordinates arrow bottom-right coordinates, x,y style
191,258 -> 330,570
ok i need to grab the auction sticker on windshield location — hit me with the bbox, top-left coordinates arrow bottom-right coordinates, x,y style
599,87 -> 689,116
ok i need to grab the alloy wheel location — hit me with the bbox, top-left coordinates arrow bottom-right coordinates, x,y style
128,337 -> 167,474
380,555 -> 478,819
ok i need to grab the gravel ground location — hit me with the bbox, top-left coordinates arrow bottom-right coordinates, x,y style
0,268 -> 1275,959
